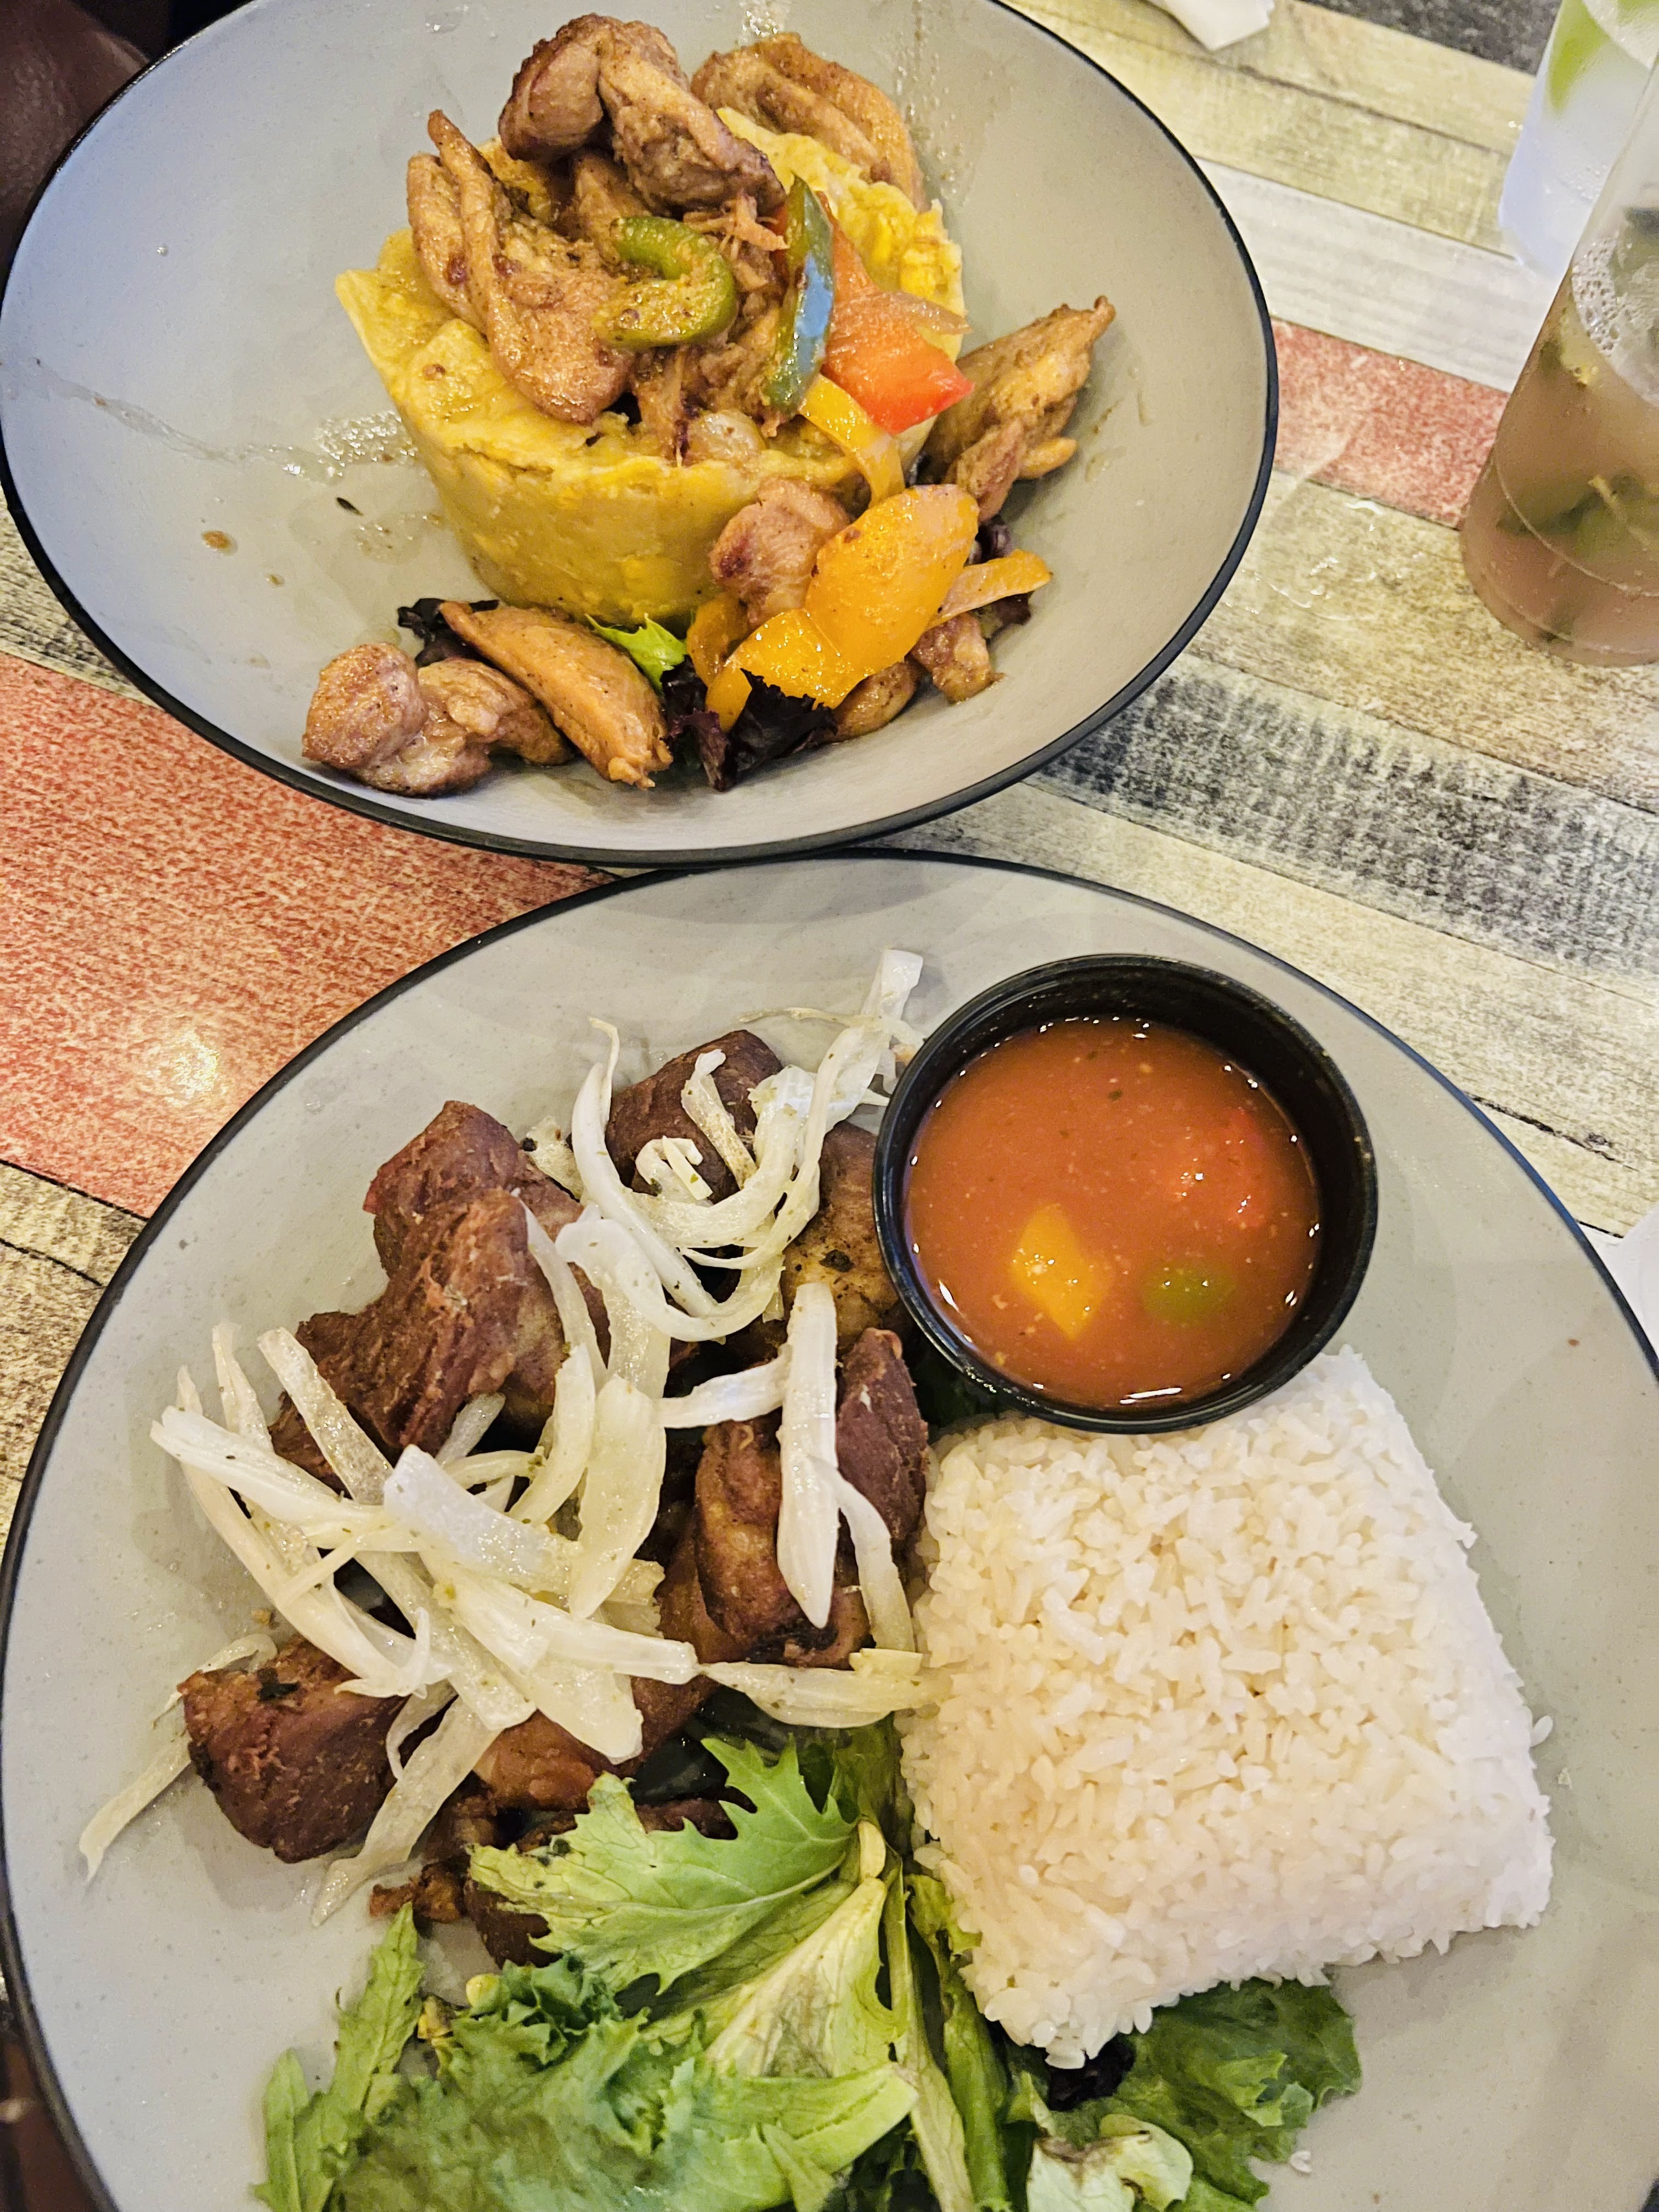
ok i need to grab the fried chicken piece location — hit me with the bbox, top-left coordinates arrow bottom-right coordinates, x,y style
911,612 -> 996,702
835,1328 -> 927,1545
692,37 -> 925,205
709,478 -> 849,625
632,345 -> 689,460
180,1640 -> 398,1864
439,600 -> 672,788
834,661 -> 918,737
500,16 -> 782,213
430,109 -> 630,425
683,294 -> 782,418
782,1124 -> 902,1344
567,147 -> 650,264
607,1028 -> 782,1202
925,297 -> 1115,520
408,153 -> 479,327
301,642 -> 566,797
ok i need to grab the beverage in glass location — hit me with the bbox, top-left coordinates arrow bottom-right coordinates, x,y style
1464,71 -> 1659,664
1500,0 -> 1659,284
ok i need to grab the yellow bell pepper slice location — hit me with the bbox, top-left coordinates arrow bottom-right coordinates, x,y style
799,375 -> 905,506
704,659 -> 754,731
687,593 -> 749,687
1011,1203 -> 1106,1342
804,485 -> 979,674
938,548 -> 1054,622
728,607 -> 862,707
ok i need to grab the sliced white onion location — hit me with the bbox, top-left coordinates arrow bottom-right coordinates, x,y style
659,1351 -> 790,1428
636,1136 -> 713,1202
153,1409 -> 405,1546
514,1342 -> 597,1526
515,1652 -> 643,1762
343,1606 -> 432,1699
386,1683 -> 455,1780
79,1718 -> 192,1880
699,1655 -> 934,1725
681,1051 -> 757,1187
832,1477 -> 915,1653
563,1374 -> 667,1618
523,1119 -> 584,1199
438,1394 -> 505,1465
568,1025 -> 721,1318
272,1541 -> 365,1606
312,1699 -> 499,1923
523,1208 -> 605,1374
212,1324 -> 269,1443
384,1448 -> 576,1593
555,1212 -> 670,1398
257,1330 -> 392,1505
443,1567 -> 696,1684
449,1449 -> 531,1491
362,1554 -> 532,1734
599,1583 -> 662,1637
629,1067 -> 810,1248
776,1283 -> 840,1630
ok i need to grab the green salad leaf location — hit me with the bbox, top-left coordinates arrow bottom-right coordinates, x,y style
470,1740 -> 854,1996
256,1905 -> 424,2212
908,1875 -> 1017,2212
591,615 -> 689,691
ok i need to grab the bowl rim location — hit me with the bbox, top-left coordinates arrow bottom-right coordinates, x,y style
0,0 -> 1279,871
871,951 -> 1381,1434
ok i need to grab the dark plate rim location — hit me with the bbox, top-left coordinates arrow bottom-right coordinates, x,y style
4,850 -> 1654,2212
0,0 -> 1278,871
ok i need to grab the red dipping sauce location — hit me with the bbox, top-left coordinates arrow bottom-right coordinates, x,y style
903,1018 -> 1321,1409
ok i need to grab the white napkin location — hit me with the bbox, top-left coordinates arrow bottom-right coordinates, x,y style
1149,0 -> 1274,50
1585,1200 -> 1659,1355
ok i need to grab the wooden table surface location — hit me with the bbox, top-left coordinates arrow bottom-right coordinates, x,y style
1,0 -> 1654,2202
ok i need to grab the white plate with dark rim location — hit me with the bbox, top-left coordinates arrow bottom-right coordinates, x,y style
0,0 -> 1273,870
4,854 -> 1656,2212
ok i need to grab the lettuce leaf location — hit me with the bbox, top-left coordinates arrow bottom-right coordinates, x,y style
882,1874 -> 975,2212
469,1740 -> 854,1997
591,616 -> 689,692
907,1874 -> 1016,2212
256,1905 -> 424,2212
336,2003 -> 915,2212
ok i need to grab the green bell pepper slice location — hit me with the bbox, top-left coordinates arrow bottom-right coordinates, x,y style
762,179 -> 836,415
599,216 -> 738,349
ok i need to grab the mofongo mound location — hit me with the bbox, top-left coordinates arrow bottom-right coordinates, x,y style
901,1348 -> 1553,2063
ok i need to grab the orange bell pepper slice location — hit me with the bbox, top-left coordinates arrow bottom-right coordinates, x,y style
822,227 -> 974,436
937,549 -> 1054,622
686,592 -> 749,686
804,485 -> 979,674
727,608 -> 862,708
798,376 -> 905,506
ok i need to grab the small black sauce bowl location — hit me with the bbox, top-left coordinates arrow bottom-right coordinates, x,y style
872,956 -> 1379,1435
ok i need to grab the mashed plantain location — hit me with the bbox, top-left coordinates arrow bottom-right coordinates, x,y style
337,121 -> 964,629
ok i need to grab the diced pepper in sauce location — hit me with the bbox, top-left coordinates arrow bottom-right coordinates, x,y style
1010,1203 -> 1106,1342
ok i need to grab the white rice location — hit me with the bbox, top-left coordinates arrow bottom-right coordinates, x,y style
901,1347 -> 1552,2062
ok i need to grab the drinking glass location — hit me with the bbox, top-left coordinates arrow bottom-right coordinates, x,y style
1500,0 -> 1659,284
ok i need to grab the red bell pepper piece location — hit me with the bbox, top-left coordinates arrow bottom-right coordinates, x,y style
821,227 -> 973,437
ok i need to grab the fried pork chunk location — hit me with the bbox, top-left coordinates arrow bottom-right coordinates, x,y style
709,478 -> 849,624
834,661 -> 918,738
179,1640 -> 398,1863
911,611 -> 996,702
925,297 -> 1116,520
692,35 -> 926,206
269,1102 -> 585,1474
302,642 -> 567,797
606,1026 -> 783,1201
439,600 -> 672,788
780,1123 -> 902,1344
500,15 -> 782,212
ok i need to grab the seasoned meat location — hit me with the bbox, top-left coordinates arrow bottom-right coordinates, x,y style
694,1415 -> 800,1647
500,16 -> 782,212
407,153 -> 479,326
439,600 -> 672,788
834,661 -> 918,738
301,642 -> 565,798
781,1124 -> 902,1344
606,1027 -> 782,1202
474,1712 -> 607,1813
632,345 -> 690,460
567,148 -> 650,263
911,612 -> 996,702
692,36 -> 925,205
370,1775 -> 505,1929
924,297 -> 1115,520
430,109 -> 631,426
365,1100 -> 579,1275
836,1328 -> 927,1545
293,1186 -> 567,1457
683,292 -> 783,418
179,1639 -> 397,1864
709,479 -> 849,625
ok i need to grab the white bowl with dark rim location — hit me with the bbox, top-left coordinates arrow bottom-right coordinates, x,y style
0,0 -> 1274,868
